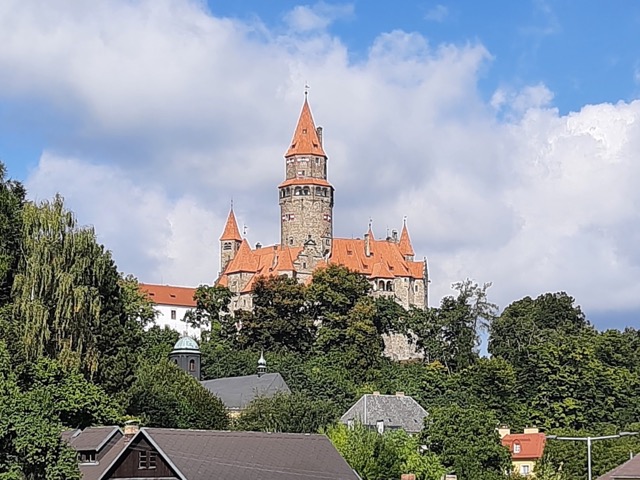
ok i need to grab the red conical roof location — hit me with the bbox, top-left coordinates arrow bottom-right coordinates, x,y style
219,209 -> 242,242
285,98 -> 326,158
398,223 -> 415,257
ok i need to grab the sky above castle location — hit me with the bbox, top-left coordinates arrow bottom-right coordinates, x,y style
1,0 -> 640,329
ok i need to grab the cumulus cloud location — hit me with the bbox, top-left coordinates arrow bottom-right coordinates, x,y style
2,0 -> 640,325
424,5 -> 449,23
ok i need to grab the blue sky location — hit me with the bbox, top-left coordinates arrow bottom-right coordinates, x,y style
1,0 -> 640,331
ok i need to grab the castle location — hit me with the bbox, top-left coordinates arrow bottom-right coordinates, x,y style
215,95 -> 429,315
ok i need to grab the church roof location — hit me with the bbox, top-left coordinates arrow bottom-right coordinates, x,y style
173,336 -> 199,352
200,373 -> 291,410
285,98 -> 326,158
398,224 -> 415,257
220,208 -> 242,242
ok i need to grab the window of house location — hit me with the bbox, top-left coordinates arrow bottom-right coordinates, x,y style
189,359 -> 195,372
513,442 -> 521,454
138,451 -> 148,469
520,465 -> 529,475
149,452 -> 157,469
79,452 -> 96,463
170,310 -> 176,320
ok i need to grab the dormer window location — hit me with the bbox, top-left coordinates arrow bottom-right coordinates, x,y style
139,451 -> 158,469
79,451 -> 96,463
513,442 -> 521,454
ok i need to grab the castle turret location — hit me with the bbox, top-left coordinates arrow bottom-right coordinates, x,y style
220,208 -> 243,273
169,336 -> 201,380
279,96 -> 334,257
398,220 -> 415,262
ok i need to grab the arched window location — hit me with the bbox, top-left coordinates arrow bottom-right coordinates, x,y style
378,280 -> 385,291
189,359 -> 195,372
303,187 -> 310,195
315,186 -> 322,195
294,187 -> 302,196
386,281 -> 393,292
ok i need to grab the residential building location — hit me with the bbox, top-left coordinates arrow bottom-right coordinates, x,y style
499,427 -> 546,477
63,424 -> 360,480
139,283 -> 196,334
340,391 -> 427,434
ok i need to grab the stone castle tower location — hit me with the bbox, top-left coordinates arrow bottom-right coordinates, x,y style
279,96 -> 334,257
219,207 -> 243,272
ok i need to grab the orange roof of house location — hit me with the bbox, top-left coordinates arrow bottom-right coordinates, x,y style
220,209 -> 242,241
501,433 -> 546,460
139,283 -> 196,307
225,240 -> 257,274
285,99 -> 326,158
398,224 -> 415,257
278,178 -> 333,188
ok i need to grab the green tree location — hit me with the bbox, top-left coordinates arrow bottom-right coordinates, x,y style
306,264 -> 371,321
0,162 -> 25,307
421,404 -> 511,480
327,423 -> 445,480
184,284 -> 233,331
235,392 -> 339,433
128,359 -> 228,430
237,276 -> 314,354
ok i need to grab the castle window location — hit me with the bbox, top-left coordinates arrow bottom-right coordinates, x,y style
315,186 -> 322,195
325,239 -> 330,245
189,359 -> 195,372
386,281 -> 393,292
223,242 -> 232,250
294,187 -> 302,196
378,280 -> 385,291
303,187 -> 310,195
414,284 -> 419,292
289,237 -> 294,245
170,310 -> 176,320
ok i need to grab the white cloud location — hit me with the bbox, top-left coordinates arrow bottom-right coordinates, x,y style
283,2 -> 354,32
424,5 -> 449,23
3,0 -> 640,324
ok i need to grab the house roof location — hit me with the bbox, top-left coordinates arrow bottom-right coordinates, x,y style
200,372 -> 291,410
63,426 -> 121,452
597,454 -> 640,480
501,433 -> 546,460
340,393 -> 427,434
139,283 -> 196,308
220,208 -> 243,242
285,98 -> 326,158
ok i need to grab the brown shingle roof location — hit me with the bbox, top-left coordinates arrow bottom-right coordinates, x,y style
285,99 -> 326,158
597,453 -> 640,480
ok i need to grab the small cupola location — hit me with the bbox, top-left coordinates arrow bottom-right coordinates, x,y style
169,336 -> 201,380
257,350 -> 267,377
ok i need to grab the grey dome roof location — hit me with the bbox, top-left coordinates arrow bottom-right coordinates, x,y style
173,336 -> 200,351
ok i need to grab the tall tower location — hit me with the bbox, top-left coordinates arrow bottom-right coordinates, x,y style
220,208 -> 242,273
279,96 -> 334,256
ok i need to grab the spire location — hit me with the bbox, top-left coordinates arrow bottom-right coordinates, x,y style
220,208 -> 242,241
285,97 -> 326,158
257,350 -> 267,377
398,219 -> 415,257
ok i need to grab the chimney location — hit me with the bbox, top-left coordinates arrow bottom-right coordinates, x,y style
401,475 -> 416,480
372,391 -> 380,396
497,426 -> 511,439
124,420 -> 140,441
316,126 -> 323,146
524,427 -> 539,434
255,242 -> 262,249
395,391 -> 405,397
364,232 -> 371,257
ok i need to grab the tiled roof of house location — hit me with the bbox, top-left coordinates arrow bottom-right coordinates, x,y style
285,98 -> 326,158
139,283 -> 196,308
597,454 -> 640,480
200,372 -> 290,410
501,433 -> 546,460
220,208 -> 242,241
340,393 -> 427,434
62,427 -> 125,480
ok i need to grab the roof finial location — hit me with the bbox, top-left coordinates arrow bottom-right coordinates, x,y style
403,215 -> 407,227
243,224 -> 248,236
230,197 -> 234,211
304,82 -> 310,99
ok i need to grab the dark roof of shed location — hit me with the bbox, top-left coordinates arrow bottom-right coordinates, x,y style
143,428 -> 359,480
597,454 -> 640,480
340,393 -> 427,434
200,373 -> 290,410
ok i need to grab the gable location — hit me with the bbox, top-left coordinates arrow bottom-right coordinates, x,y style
106,436 -> 178,479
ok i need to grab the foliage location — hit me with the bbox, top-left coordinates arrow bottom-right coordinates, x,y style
237,276 -> 315,353
128,359 -> 228,430
326,423 -> 445,480
421,404 -> 511,480
0,163 -> 25,307
184,284 -> 233,330
235,392 -> 339,433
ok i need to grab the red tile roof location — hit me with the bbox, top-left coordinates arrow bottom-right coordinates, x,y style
501,433 -> 546,460
285,98 -> 326,158
398,224 -> 415,257
278,178 -> 333,188
139,283 -> 196,307
220,208 -> 242,242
